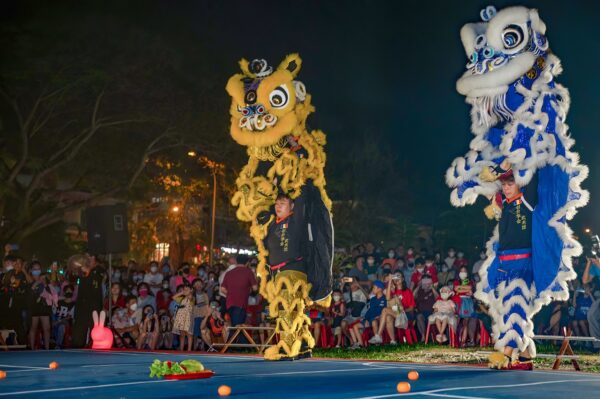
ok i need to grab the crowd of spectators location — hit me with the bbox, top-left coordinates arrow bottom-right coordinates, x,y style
1,242 -> 598,351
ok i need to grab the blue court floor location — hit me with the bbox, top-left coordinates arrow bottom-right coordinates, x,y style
0,349 -> 599,398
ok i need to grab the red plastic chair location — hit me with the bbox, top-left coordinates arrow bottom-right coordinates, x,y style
479,320 -> 491,347
425,322 -> 457,347
397,320 -> 418,345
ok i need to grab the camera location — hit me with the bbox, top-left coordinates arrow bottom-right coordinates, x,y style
591,234 -> 600,257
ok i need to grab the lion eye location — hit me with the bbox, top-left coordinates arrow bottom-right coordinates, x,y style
502,25 -> 524,49
269,85 -> 290,109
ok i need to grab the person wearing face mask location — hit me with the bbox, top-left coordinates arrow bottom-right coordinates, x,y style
0,255 -> 29,343
136,282 -> 156,321
192,278 -> 210,350
437,262 -> 456,287
405,247 -> 415,265
409,258 -> 427,290
137,304 -> 160,350
454,251 -> 468,271
53,284 -> 75,349
428,286 -> 457,344
370,273 -> 415,345
454,266 -> 476,346
27,262 -> 56,350
328,289 -> 346,348
173,263 -> 195,292
201,301 -> 229,348
411,258 -> 439,290
205,272 -> 218,301
172,285 -> 195,351
444,248 -> 457,270
472,250 -> 487,282
365,255 -> 378,282
112,296 -> 140,348
414,277 -> 439,341
143,261 -> 164,296
156,281 -> 172,313
381,249 -> 398,270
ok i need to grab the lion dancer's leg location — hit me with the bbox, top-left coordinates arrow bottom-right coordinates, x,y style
264,270 -> 315,361
488,249 -> 536,370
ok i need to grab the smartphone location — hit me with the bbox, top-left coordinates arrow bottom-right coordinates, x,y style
342,277 -> 353,283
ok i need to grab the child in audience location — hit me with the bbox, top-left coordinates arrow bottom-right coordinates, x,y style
429,286 -> 457,344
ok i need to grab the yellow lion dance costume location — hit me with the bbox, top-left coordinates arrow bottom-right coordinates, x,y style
226,54 -> 333,360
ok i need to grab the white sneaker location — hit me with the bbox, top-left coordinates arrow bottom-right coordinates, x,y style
389,340 -> 398,345
369,334 -> 383,344
351,342 -> 361,349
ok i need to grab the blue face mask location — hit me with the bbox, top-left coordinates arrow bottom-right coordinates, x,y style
32,270 -> 41,277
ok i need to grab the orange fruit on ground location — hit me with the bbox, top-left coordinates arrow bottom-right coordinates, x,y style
396,381 -> 411,393
0,370 -> 6,379
408,370 -> 419,380
218,385 -> 231,396
49,361 -> 59,370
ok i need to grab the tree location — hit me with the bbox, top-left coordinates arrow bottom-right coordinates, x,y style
0,3 -> 234,253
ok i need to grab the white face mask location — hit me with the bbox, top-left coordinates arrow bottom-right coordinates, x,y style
459,272 -> 468,280
150,266 -> 158,273
333,295 -> 341,302
4,265 -> 14,272
457,252 -> 464,258
448,252 -> 455,257
407,250 -> 413,255
129,303 -> 138,311
367,260 -> 374,266
480,253 -> 486,260
441,293 -> 450,300
417,267 -> 424,273
162,283 -> 169,289
388,252 -> 395,258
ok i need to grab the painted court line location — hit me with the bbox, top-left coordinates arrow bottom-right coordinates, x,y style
422,394 -> 490,399
352,378 -> 600,399
0,364 -> 47,370
0,379 -> 173,397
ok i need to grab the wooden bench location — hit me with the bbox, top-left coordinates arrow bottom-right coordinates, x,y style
212,325 -> 277,354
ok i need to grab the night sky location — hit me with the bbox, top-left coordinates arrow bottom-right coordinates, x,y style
7,0 -> 600,235
183,0 -> 599,232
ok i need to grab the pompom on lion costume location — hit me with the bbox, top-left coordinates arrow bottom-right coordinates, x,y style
226,54 -> 333,360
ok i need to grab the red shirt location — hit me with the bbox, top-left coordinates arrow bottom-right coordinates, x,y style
156,290 -> 172,311
103,295 -> 126,311
411,265 -> 438,286
394,288 -> 416,310
221,266 -> 257,310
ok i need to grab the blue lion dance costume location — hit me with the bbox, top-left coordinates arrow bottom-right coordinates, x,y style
446,6 -> 588,368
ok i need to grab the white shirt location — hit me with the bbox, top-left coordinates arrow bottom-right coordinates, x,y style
144,272 -> 164,295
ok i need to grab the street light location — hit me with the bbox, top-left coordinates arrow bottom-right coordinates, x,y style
171,205 -> 180,213
584,228 -> 592,234
187,150 -> 197,157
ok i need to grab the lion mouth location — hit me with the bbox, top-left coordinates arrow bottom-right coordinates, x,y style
239,114 -> 278,132
456,52 -> 536,97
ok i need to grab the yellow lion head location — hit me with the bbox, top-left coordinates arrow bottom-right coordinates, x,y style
226,54 -> 310,148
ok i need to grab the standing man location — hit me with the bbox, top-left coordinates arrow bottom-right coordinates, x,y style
220,254 -> 257,327
486,168 -> 537,370
583,253 -> 600,351
71,255 -> 106,348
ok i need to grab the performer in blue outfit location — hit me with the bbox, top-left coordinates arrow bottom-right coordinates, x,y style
446,6 -> 589,370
